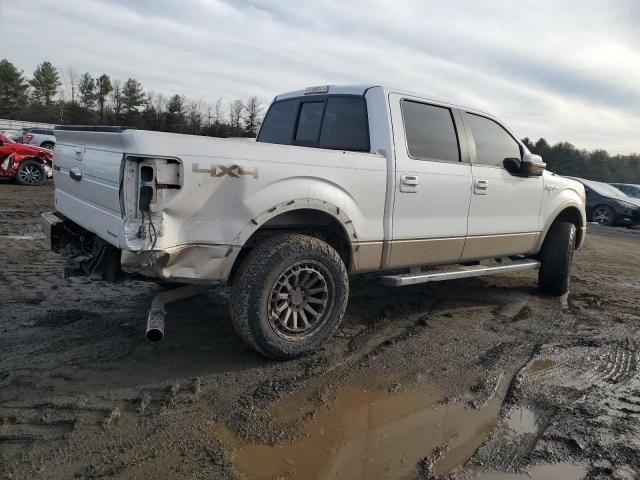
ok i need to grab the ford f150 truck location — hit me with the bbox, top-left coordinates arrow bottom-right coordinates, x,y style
42,85 -> 586,359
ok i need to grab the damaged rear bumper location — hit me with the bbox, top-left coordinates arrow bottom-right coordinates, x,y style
41,211 -> 238,284
121,244 -> 240,284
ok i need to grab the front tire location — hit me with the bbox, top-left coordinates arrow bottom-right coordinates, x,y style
230,234 -> 349,359
538,222 -> 576,296
592,205 -> 615,226
16,160 -> 46,186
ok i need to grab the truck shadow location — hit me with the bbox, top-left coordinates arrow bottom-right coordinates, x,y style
2,273 -> 549,400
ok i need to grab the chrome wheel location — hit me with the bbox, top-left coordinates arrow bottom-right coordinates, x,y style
18,164 -> 43,185
593,206 -> 615,226
268,261 -> 331,338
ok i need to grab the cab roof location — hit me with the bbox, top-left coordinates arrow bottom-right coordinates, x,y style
274,84 -> 491,117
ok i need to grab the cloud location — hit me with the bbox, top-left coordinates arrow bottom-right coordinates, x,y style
0,0 -> 638,153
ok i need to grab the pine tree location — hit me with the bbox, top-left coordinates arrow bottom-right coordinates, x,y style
0,59 -> 29,118
29,61 -> 60,106
96,74 -> 112,122
166,94 -> 185,132
243,96 -> 263,136
121,78 -> 145,125
78,73 -> 97,110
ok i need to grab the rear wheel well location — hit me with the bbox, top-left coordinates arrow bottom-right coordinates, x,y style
229,209 -> 352,283
547,207 -> 583,248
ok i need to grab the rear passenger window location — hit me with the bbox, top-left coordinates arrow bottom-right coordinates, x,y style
257,99 -> 299,145
319,97 -> 369,151
402,101 -> 460,162
295,102 -> 324,143
464,113 -> 521,167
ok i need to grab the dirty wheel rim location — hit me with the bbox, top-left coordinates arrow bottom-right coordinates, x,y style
268,261 -> 331,339
18,164 -> 42,185
593,206 -> 614,225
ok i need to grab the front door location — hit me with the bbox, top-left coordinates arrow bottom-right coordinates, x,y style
461,112 -> 543,260
388,93 -> 472,268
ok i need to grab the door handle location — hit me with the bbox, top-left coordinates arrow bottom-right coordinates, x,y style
474,179 -> 488,195
400,174 -> 419,193
400,174 -> 419,186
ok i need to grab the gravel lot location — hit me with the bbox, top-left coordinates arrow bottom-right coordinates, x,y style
1,181 -> 639,480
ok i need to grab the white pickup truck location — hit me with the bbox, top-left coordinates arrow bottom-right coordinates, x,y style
42,85 -> 586,359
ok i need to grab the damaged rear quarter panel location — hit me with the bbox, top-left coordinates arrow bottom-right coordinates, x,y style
118,131 -> 387,281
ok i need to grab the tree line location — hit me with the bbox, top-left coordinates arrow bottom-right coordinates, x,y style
0,58 -> 262,137
1,58 -> 638,183
522,138 -> 639,184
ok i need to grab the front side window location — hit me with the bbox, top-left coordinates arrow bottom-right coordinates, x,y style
402,101 -> 460,162
464,113 -> 521,167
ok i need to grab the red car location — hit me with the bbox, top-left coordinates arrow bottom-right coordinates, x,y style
0,133 -> 53,186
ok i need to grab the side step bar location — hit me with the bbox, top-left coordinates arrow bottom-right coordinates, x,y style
379,258 -> 540,287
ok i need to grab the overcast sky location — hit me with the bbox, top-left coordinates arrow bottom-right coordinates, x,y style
1,0 -> 639,153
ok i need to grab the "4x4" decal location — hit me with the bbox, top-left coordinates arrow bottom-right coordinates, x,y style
192,163 -> 259,179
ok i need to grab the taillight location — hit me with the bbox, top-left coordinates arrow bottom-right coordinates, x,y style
24,134 -> 33,142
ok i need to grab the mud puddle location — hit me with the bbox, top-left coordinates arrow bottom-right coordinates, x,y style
216,383 -> 506,479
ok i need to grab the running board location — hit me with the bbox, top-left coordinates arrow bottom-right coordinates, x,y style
379,259 -> 540,287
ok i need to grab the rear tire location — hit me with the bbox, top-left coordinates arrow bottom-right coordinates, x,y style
16,160 -> 46,186
230,234 -> 349,359
41,142 -> 55,150
538,222 -> 576,296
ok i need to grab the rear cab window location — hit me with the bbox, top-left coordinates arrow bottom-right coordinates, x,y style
257,95 -> 370,152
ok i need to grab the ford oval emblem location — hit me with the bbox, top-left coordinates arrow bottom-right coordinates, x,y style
70,167 -> 83,181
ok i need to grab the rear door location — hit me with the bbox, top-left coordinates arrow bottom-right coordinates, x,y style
461,112 -> 543,260
388,93 -> 472,267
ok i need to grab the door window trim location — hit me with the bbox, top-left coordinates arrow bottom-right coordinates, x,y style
399,98 -> 466,164
462,111 -> 524,169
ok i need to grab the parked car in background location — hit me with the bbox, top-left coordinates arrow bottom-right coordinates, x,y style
22,128 -> 56,150
610,183 -> 640,199
569,177 -> 640,227
0,133 -> 53,185
0,129 -> 24,142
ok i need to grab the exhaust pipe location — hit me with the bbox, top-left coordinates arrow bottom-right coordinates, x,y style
146,309 -> 165,342
145,285 -> 207,342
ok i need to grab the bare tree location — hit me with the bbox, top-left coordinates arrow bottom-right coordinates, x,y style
61,66 -> 79,105
187,98 -> 207,134
229,99 -> 244,135
110,79 -> 123,121
213,97 -> 224,125
243,96 -> 263,136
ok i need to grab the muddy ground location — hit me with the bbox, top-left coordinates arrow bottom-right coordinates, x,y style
1,181 -> 639,480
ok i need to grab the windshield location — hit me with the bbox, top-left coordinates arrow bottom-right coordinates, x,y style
581,178 -> 629,198
0,133 -> 16,145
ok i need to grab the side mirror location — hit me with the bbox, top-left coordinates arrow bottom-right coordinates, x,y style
503,157 -> 521,175
520,152 -> 546,177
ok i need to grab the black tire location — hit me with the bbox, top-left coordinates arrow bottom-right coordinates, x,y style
15,159 -> 46,186
591,205 -> 616,226
230,234 -> 349,359
538,222 -> 576,296
41,142 -> 55,150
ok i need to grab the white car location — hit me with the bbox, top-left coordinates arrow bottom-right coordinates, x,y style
0,129 -> 23,142
22,128 -> 56,150
42,85 -> 586,358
